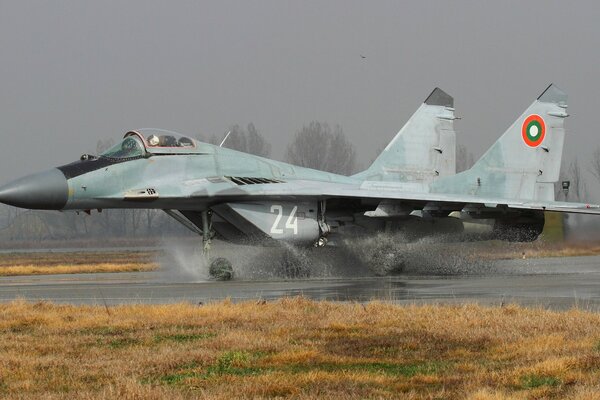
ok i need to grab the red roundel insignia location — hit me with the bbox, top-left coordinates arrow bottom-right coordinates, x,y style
521,114 -> 546,147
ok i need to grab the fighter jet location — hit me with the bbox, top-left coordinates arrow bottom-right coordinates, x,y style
0,84 -> 597,260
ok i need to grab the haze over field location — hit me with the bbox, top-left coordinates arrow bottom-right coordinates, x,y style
1,1 -> 600,195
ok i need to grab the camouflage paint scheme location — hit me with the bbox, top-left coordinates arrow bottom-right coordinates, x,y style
0,84 -> 597,246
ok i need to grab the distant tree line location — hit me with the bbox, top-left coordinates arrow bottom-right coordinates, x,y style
204,123 -> 272,158
202,121 -> 357,174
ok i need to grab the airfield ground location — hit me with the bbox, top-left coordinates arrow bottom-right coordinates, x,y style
0,240 -> 600,276
0,298 -> 599,399
1,243 -> 600,398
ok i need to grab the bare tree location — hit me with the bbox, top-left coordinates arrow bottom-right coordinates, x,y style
328,126 -> 357,174
61,211 -> 82,239
245,123 -> 271,157
130,210 -> 143,235
0,205 -> 11,229
0,205 -> 22,232
569,159 -> 586,201
97,209 -> 115,237
590,147 -> 600,186
214,125 -> 246,150
285,122 -> 329,171
285,121 -> 357,175
206,123 -> 271,157
559,158 -> 586,201
456,144 -> 475,173
145,209 -> 159,233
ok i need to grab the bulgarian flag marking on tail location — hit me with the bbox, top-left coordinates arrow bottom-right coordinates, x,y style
522,114 -> 546,147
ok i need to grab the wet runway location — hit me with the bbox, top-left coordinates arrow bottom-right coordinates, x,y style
1,255 -> 600,309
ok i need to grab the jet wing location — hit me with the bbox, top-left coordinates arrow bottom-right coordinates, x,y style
321,184 -> 600,215
177,179 -> 600,216
504,201 -> 600,215
110,178 -> 600,216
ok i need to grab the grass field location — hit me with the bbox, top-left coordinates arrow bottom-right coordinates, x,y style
0,298 -> 600,399
0,251 -> 158,275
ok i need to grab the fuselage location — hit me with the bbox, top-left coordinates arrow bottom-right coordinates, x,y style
0,129 -> 359,212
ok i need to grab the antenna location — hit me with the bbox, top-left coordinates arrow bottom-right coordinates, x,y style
219,131 -> 232,147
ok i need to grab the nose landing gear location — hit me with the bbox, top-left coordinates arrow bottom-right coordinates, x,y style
209,257 -> 234,281
201,210 -> 212,258
315,236 -> 328,247
200,210 -> 234,281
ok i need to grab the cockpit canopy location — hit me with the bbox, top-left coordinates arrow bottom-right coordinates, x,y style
129,129 -> 196,149
126,128 -> 198,150
99,129 -> 213,159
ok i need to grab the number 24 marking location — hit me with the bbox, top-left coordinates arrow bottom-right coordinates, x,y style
270,205 -> 298,235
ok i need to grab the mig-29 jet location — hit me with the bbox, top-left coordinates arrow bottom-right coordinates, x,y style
0,84 -> 596,268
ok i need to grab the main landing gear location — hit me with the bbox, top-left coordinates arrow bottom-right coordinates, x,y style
314,200 -> 330,248
201,210 -> 233,281
314,236 -> 328,247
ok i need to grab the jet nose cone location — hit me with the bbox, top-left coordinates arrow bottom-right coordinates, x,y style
0,169 -> 68,210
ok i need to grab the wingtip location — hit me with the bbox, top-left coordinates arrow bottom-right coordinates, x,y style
537,83 -> 568,105
424,87 -> 453,107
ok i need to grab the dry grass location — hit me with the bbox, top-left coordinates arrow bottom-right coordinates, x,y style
0,299 -> 600,399
0,252 -> 158,276
0,263 -> 156,276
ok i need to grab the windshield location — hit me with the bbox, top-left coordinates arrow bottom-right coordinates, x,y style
101,136 -> 145,159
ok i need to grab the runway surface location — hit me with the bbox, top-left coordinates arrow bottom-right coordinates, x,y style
1,255 -> 600,309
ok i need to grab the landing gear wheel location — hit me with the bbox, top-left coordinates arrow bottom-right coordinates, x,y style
314,236 -> 328,248
209,257 -> 233,281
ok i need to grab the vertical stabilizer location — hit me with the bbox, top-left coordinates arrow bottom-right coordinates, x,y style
353,88 -> 457,187
432,84 -> 568,201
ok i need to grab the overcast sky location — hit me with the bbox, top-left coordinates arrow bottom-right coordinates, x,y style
1,1 -> 599,195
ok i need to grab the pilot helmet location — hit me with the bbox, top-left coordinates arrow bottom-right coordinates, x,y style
147,134 -> 160,146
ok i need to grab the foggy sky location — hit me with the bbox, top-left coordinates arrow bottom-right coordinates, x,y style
1,1 -> 600,196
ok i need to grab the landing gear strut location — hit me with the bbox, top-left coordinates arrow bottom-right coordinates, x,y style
201,210 -> 234,280
201,210 -> 212,258
315,200 -> 331,248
